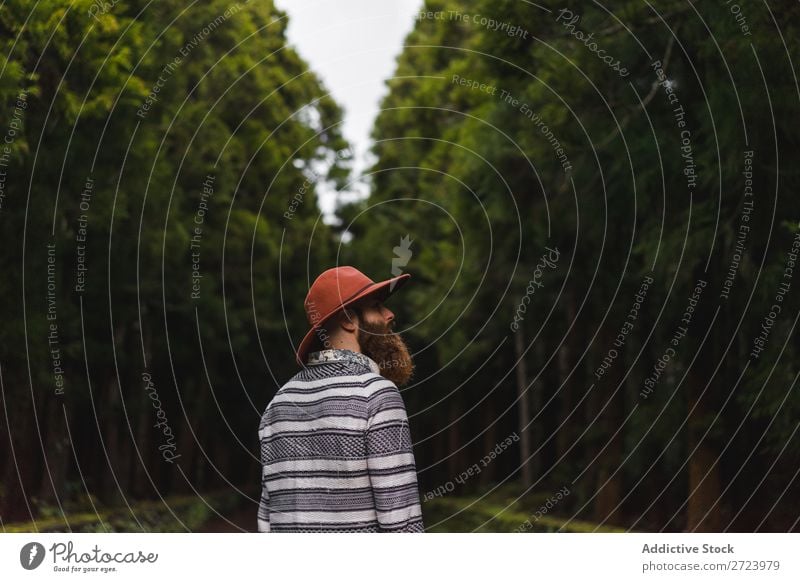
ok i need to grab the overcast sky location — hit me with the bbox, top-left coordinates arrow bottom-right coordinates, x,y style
273,0 -> 422,219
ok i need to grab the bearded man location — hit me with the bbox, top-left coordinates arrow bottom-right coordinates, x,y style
257,266 -> 423,532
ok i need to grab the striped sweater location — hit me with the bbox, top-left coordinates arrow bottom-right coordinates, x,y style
257,348 -> 424,532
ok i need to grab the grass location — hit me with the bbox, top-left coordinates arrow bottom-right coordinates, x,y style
5,483 -> 630,533
422,482 -> 628,533
2,490 -> 240,533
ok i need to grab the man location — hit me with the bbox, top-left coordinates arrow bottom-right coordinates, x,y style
257,266 -> 424,532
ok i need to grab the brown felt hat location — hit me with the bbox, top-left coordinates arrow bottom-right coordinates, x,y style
296,266 -> 410,366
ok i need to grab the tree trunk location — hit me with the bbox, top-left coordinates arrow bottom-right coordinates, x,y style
530,338 -> 545,478
100,325 -> 128,503
101,375 -> 121,503
556,289 -> 578,459
594,318 -> 625,523
132,395 -> 152,498
446,401 -> 461,481
37,396 -> 71,505
592,323 -> 624,525
686,356 -> 724,531
685,268 -> 724,532
514,329 -> 532,488
133,325 -> 154,497
479,393 -> 497,488
1,376 -> 37,521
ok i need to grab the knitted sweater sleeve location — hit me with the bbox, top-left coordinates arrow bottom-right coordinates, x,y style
364,379 -> 425,532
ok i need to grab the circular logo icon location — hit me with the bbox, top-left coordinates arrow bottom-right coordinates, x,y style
20,542 -> 46,570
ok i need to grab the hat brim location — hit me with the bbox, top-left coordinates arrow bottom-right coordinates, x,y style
295,273 -> 411,366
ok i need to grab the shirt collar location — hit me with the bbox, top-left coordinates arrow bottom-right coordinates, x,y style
307,348 -> 381,374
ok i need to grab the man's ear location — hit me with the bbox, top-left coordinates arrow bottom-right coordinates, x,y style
338,307 -> 359,333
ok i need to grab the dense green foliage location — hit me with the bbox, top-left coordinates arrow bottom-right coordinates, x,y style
0,0 -> 348,523
340,0 -> 800,531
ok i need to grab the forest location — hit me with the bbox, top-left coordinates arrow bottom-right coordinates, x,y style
0,0 -> 798,532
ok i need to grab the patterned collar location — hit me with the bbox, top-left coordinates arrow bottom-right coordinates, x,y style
307,348 -> 381,374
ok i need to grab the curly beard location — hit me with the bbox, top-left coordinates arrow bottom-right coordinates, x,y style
357,317 -> 414,386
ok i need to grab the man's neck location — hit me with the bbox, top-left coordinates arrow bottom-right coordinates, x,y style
328,335 -> 361,353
